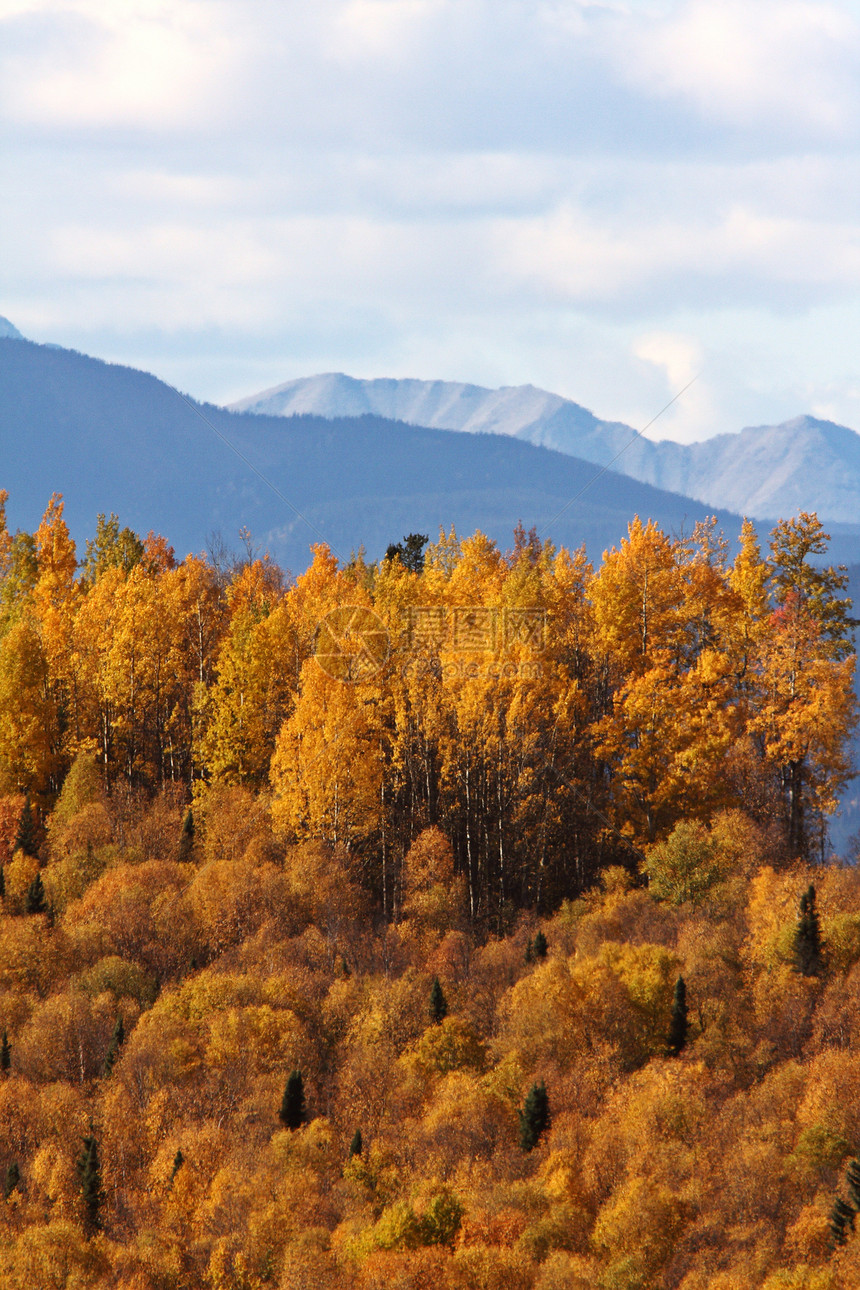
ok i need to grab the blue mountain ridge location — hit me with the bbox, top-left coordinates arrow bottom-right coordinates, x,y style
0,336 -> 757,572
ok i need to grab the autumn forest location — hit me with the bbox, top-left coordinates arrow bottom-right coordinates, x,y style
3,489 -> 860,1288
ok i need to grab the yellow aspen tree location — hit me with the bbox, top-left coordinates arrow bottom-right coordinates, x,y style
752,596 -> 856,857
31,495 -> 80,786
0,615 -> 59,796
200,597 -> 300,788
0,489 -> 11,581
270,657 -> 387,858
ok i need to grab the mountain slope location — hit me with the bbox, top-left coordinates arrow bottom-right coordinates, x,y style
232,374 -> 860,525
0,316 -> 23,340
0,336 -> 752,574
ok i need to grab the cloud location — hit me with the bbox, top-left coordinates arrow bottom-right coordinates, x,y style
2,0 -> 860,442
617,0 -> 860,139
0,0 -> 235,129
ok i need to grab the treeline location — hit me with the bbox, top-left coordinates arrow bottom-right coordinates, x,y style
0,493 -> 856,922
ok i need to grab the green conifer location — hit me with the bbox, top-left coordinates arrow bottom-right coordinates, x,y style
829,1195 -> 855,1247
170,1149 -> 184,1182
102,1016 -> 125,1077
1,1030 -> 10,1073
279,1070 -> 305,1130
532,930 -> 548,959
794,883 -> 824,977
0,865 -> 5,899
847,1158 -> 860,1212
25,871 -> 46,915
14,795 -> 38,858
667,976 -> 689,1057
349,1129 -> 363,1158
3,1162 -> 20,1200
178,809 -> 194,863
429,976 -> 448,1024
385,533 -> 429,574
519,1081 -> 550,1152
76,1134 -> 103,1233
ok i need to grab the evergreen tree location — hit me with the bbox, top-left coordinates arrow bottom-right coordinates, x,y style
667,976 -> 689,1057
385,533 -> 429,574
178,809 -> 194,863
0,865 -> 5,899
279,1070 -> 305,1130
532,930 -> 548,959
429,976 -> 448,1024
170,1149 -> 184,1182
76,1134 -> 103,1233
349,1129 -> 363,1158
3,1162 -> 19,1200
14,795 -> 38,858
847,1158 -> 860,1212
794,883 -> 824,977
829,1195 -> 855,1247
519,1081 -> 550,1152
102,1016 -> 125,1078
25,871 -> 46,915
0,1030 -> 10,1073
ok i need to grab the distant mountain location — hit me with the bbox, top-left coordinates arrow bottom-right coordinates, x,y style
232,375 -> 860,526
0,316 -> 23,340
0,337 -> 754,576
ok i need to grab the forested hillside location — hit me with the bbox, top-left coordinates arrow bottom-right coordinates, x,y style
1,491 -> 860,1288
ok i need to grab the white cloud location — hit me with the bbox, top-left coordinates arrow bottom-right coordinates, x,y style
617,0 -> 860,137
0,0 -> 235,128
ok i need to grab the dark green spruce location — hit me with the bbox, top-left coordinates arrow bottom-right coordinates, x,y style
102,1016 -> 126,1078
667,976 -> 689,1057
279,1070 -> 305,1130
3,1162 -> 20,1200
76,1134 -> 103,1233
429,976 -> 448,1024
385,533 -> 429,574
14,795 -> 38,857
532,930 -> 548,960
348,1129 -> 363,1158
25,871 -> 46,915
170,1149 -> 184,1182
794,883 -> 824,977
519,1081 -> 550,1152
178,809 -> 195,863
847,1157 -> 860,1212
829,1195 -> 855,1247
1,1029 -> 10,1073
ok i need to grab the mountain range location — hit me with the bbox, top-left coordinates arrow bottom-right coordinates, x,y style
232,373 -> 860,527
0,333 -> 750,576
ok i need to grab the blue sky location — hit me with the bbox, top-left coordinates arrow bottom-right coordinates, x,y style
2,0 -> 860,442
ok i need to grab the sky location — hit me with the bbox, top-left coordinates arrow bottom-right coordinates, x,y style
2,0 -> 860,443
